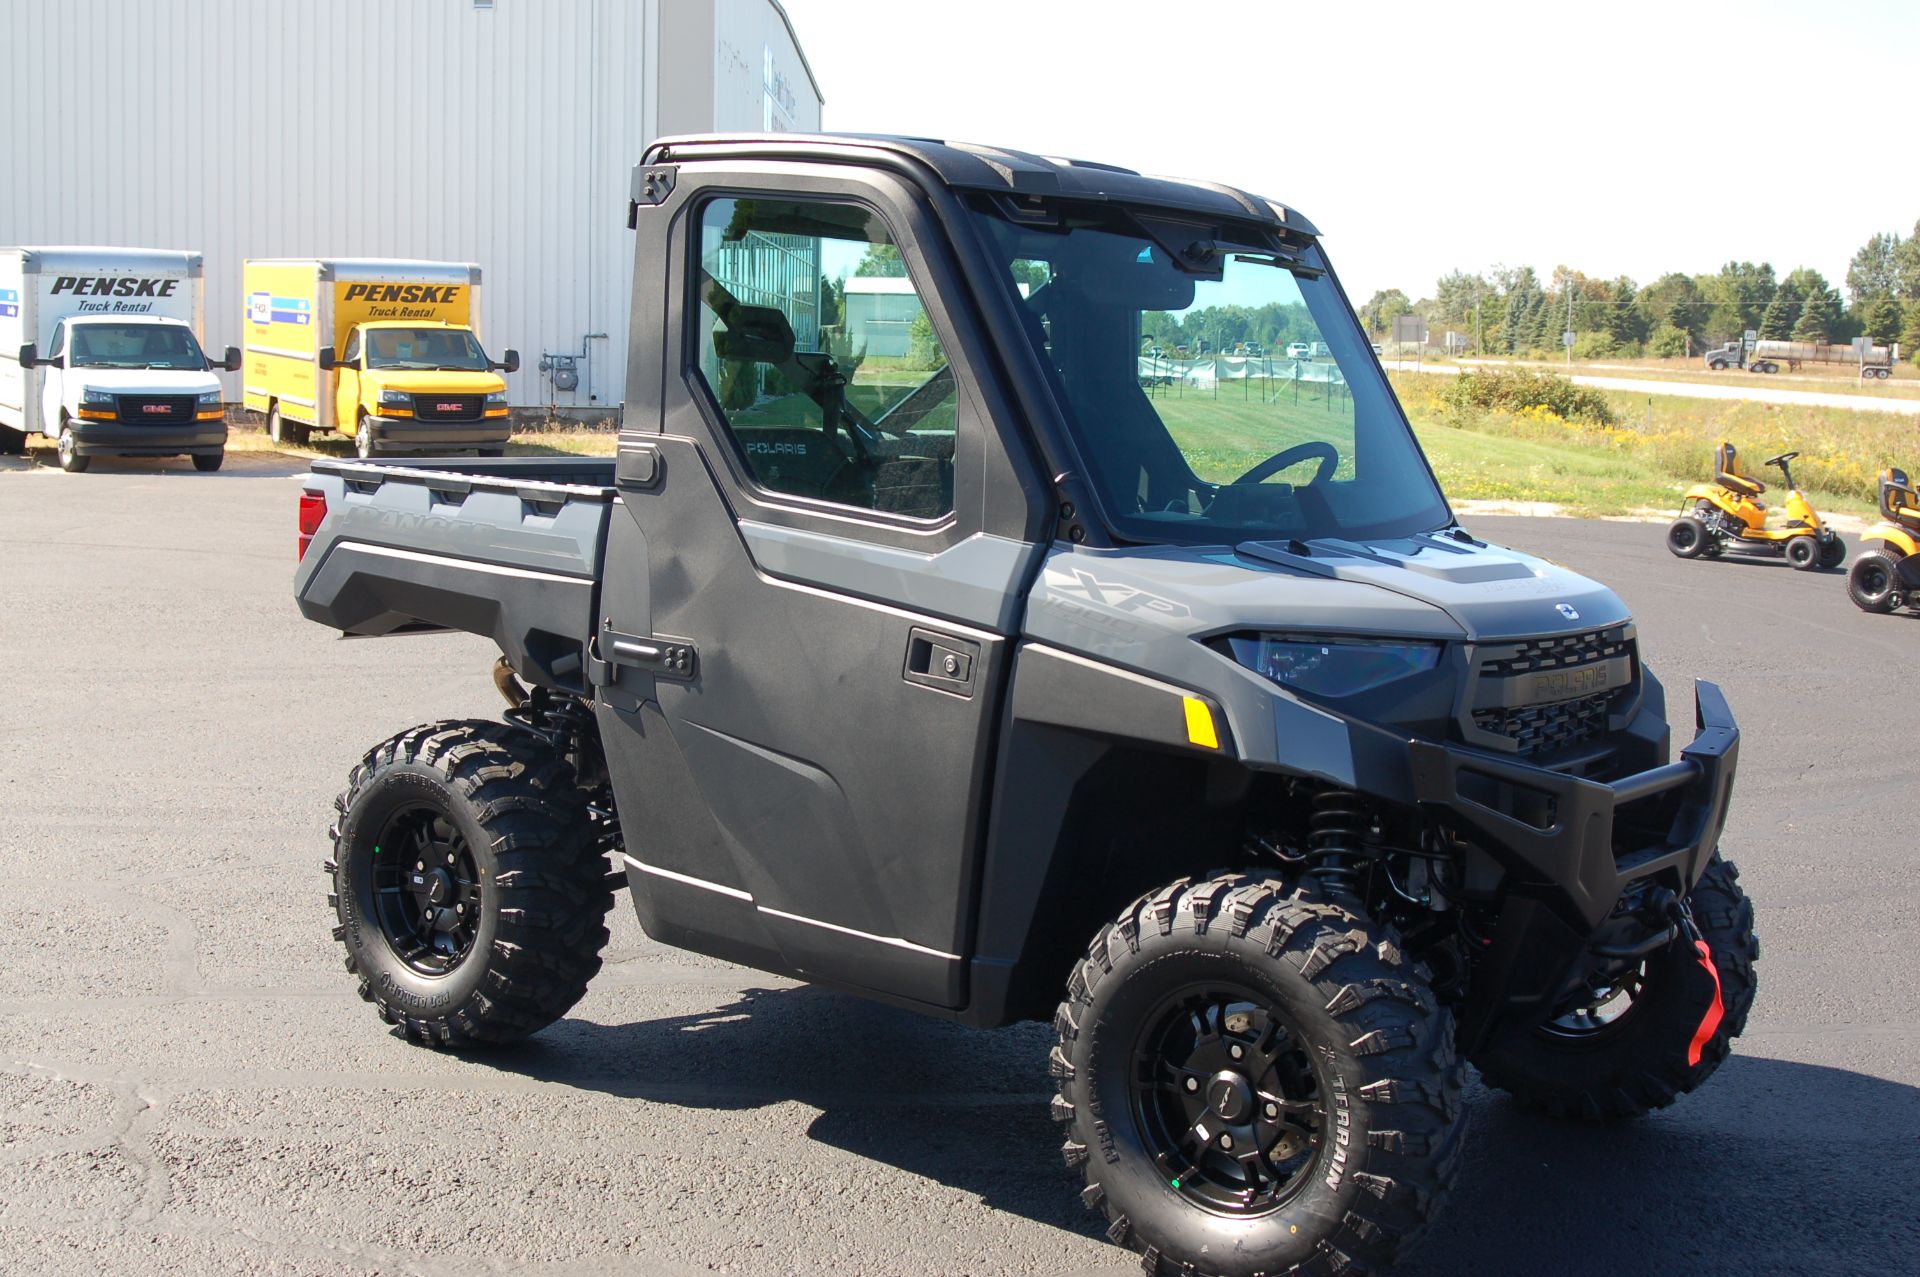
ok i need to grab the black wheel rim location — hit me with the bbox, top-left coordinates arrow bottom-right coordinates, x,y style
1671,523 -> 1698,552
1860,563 -> 1891,598
1129,985 -> 1325,1217
1542,963 -> 1646,1039
370,804 -> 483,976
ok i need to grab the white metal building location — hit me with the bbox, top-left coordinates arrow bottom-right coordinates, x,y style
0,0 -> 823,412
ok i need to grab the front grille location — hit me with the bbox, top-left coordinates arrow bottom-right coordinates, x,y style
1471,625 -> 1634,756
1474,692 -> 1614,755
412,393 -> 484,422
115,394 -> 196,425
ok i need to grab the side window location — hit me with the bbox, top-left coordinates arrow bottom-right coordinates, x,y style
48,321 -> 65,357
692,195 -> 958,519
341,331 -> 360,363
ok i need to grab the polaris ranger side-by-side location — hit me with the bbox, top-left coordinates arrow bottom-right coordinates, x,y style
294,134 -> 1757,1277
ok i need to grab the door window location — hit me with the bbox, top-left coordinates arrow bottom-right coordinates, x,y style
48,322 -> 65,358
341,331 -> 360,363
692,196 -> 958,519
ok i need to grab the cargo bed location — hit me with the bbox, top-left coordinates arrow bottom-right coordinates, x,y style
294,456 -> 618,692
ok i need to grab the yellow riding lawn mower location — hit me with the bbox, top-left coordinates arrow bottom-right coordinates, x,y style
1666,443 -> 1845,571
1847,466 -> 1920,612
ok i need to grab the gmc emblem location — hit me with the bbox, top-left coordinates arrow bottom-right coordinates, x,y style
436,402 -> 462,412
143,403 -> 173,414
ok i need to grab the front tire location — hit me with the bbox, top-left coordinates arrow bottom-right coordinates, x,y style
1666,517 -> 1706,559
355,415 -> 377,459
1785,535 -> 1819,570
56,423 -> 89,473
192,451 -> 224,472
1053,875 -> 1463,1277
1473,857 -> 1758,1121
1848,549 -> 1901,613
327,720 -> 613,1047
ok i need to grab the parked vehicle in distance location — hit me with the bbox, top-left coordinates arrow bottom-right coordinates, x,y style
1284,340 -> 1310,358
293,133 -> 1757,1277
1847,466 -> 1920,613
0,246 -> 238,472
242,258 -> 518,457
1704,335 -> 1895,378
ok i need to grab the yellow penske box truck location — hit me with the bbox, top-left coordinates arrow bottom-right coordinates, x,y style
2,246 -> 240,472
242,259 -> 519,457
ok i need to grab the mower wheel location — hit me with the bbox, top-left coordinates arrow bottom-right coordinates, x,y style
1819,535 -> 1846,570
1666,518 -> 1707,559
1785,535 -> 1820,570
1848,549 -> 1901,613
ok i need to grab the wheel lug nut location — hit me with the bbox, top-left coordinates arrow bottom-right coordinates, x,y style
1264,1102 -> 1278,1119
447,854 -> 456,865
1219,1134 -> 1234,1150
1184,1077 -> 1199,1093
415,861 -> 424,871
1229,1044 -> 1243,1060
456,904 -> 464,914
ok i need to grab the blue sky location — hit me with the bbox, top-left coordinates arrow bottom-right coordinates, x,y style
779,0 -> 1917,305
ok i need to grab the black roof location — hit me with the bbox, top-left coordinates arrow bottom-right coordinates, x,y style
642,132 -> 1320,237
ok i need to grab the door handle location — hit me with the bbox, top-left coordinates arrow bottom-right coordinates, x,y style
903,627 -> 979,698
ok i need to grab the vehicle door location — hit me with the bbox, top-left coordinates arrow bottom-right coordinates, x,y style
334,329 -> 362,431
40,320 -> 67,433
596,166 -> 1046,1009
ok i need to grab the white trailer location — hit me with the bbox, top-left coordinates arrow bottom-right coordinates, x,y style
0,246 -> 239,471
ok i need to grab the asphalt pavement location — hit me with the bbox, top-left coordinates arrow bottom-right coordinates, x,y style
1393,357 -> 1920,416
1,449 -> 1915,1276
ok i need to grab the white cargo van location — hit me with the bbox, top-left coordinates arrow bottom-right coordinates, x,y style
0,247 -> 240,472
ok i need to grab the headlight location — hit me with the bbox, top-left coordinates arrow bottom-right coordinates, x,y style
196,389 -> 221,407
1226,635 -> 1440,697
378,389 -> 412,408
485,391 -> 508,406
81,387 -> 116,407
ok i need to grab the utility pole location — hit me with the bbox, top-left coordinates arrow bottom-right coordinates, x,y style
1565,277 -> 1575,368
1474,283 -> 1483,358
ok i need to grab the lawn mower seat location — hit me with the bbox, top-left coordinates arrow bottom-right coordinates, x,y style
1880,467 -> 1920,531
1715,442 -> 1766,497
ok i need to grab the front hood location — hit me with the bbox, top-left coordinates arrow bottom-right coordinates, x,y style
364,371 -> 505,394
71,368 -> 221,396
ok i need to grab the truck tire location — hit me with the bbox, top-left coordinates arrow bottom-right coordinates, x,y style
356,415 -> 377,459
1473,856 -> 1757,1121
1848,549 -> 1901,612
267,402 -> 309,447
1707,359 -> 1726,371
192,451 -> 224,472
1785,535 -> 1819,570
1053,875 -> 1463,1277
0,424 -> 24,455
326,719 -> 612,1047
56,423 -> 89,473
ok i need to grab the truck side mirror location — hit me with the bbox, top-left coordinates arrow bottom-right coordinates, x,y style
16,343 -> 35,369
220,345 -> 242,372
317,346 -> 338,371
495,349 -> 520,374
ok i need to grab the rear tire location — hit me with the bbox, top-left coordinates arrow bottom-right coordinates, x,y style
56,423 -> 89,473
1848,549 -> 1901,613
0,425 -> 24,455
1473,857 -> 1758,1121
1785,535 -> 1819,570
1818,534 -> 1846,570
479,447 -> 505,458
267,403 -> 309,447
327,719 -> 613,1047
1053,875 -> 1463,1277
1666,517 -> 1706,559
192,451 -> 223,472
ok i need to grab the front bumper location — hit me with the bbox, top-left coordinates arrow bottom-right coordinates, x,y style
363,414 -> 510,452
71,420 -> 227,455
1406,680 -> 1739,1048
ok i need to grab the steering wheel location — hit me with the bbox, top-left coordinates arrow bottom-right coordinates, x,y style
1234,440 -> 1341,486
1764,451 -> 1799,468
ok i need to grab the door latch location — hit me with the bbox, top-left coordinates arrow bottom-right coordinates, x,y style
597,621 -> 697,681
903,627 -> 979,698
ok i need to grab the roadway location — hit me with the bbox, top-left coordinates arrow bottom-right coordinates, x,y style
1,450 -> 1914,1276
1391,356 -> 1920,415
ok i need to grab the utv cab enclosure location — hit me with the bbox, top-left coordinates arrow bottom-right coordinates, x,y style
294,133 -> 1757,1277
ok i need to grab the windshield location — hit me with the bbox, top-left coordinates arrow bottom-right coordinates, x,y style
67,323 -> 208,371
968,207 -> 1451,545
362,328 -> 489,371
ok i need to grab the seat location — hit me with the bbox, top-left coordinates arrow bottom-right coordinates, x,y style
1880,467 -> 1920,532
1715,442 -> 1765,497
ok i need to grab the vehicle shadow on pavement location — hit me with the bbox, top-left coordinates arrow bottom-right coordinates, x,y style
473,995 -> 1920,1275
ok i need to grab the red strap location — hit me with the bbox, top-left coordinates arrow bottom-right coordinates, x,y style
1686,939 -> 1725,1067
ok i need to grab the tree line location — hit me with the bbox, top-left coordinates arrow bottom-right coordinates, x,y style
1360,220 -> 1920,362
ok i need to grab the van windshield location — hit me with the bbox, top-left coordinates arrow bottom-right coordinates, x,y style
362,328 -> 489,371
67,324 -> 208,371
967,206 -> 1452,546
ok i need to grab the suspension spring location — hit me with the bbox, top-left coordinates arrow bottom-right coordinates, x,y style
1307,788 -> 1367,895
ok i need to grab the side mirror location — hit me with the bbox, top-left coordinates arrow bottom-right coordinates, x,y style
220,345 -> 242,373
495,349 -> 520,374
16,343 -> 35,369
317,346 -> 338,371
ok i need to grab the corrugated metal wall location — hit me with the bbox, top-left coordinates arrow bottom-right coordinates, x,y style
0,0 -> 823,410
